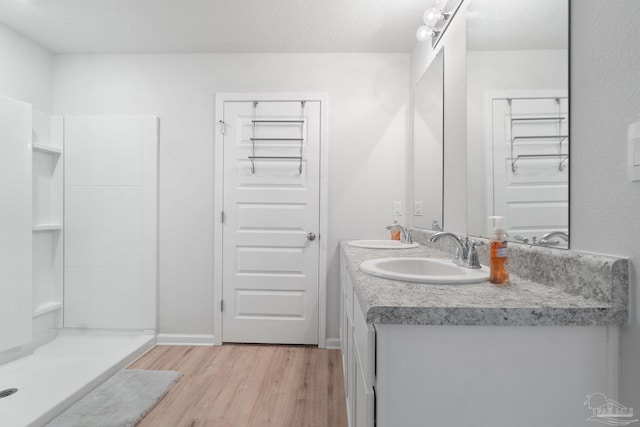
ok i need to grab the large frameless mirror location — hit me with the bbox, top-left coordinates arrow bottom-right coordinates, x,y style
413,48 -> 445,231
465,0 -> 569,248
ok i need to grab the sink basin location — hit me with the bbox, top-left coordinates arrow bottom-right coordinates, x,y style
348,240 -> 419,249
359,257 -> 489,284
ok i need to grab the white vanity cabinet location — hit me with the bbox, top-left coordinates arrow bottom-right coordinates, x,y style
340,255 -> 375,427
339,244 -> 623,427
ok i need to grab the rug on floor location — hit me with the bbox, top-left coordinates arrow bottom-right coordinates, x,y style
46,369 -> 182,427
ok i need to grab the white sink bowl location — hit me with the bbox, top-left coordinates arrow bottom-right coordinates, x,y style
348,240 -> 419,249
359,257 -> 489,284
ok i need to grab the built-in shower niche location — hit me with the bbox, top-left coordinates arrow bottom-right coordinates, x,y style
31,112 -> 64,338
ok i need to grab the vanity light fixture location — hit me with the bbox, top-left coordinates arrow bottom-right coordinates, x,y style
416,0 -> 461,46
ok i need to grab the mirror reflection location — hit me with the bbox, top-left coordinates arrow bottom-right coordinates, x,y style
413,48 -> 445,230
465,0 -> 569,248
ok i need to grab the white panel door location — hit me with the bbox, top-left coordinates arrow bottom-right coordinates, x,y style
492,97 -> 568,244
222,100 -> 320,344
0,95 -> 32,352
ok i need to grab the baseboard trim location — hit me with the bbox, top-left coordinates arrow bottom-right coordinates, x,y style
156,333 -> 216,346
325,337 -> 341,350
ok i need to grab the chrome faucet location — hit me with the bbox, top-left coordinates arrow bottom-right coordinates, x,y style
428,232 -> 483,269
538,231 -> 569,246
386,222 -> 413,244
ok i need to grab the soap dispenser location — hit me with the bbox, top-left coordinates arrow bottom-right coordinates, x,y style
388,219 -> 401,240
489,216 -> 509,285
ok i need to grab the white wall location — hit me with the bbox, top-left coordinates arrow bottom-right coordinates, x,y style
0,24 -> 53,112
53,53 -> 409,340
410,7 -> 468,234
571,0 -> 640,411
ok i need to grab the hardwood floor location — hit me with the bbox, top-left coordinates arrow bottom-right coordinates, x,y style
129,344 -> 348,427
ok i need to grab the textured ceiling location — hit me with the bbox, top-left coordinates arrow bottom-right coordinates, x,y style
0,0 -> 431,54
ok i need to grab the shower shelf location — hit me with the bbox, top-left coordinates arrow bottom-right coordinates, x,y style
33,301 -> 62,317
33,224 -> 63,231
31,113 -> 64,327
32,144 -> 63,155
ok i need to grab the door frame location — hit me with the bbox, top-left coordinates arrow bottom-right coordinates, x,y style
213,93 -> 329,348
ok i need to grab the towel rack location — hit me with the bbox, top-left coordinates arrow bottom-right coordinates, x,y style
508,98 -> 568,173
249,102 -> 306,174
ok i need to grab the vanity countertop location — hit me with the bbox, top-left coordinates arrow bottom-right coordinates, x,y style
340,241 -> 627,326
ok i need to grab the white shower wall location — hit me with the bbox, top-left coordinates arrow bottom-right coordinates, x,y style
63,116 -> 158,330
53,53 -> 409,342
0,24 -> 53,112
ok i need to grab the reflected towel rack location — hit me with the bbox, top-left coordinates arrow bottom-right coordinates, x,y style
250,138 -> 304,142
508,98 -> 568,173
249,102 -> 306,174
511,153 -> 569,172
252,120 -> 305,124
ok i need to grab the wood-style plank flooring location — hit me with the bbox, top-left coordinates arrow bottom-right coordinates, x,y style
129,344 -> 347,427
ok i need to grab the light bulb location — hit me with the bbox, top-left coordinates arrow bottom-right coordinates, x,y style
416,25 -> 432,42
423,7 -> 443,26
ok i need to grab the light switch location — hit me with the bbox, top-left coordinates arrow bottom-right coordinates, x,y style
414,201 -> 424,216
628,121 -> 640,181
393,201 -> 402,216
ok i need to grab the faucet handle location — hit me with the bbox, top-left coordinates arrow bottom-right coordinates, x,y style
465,239 -> 484,269
402,228 -> 413,244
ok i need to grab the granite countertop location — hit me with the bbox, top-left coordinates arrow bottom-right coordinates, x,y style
341,241 -> 627,326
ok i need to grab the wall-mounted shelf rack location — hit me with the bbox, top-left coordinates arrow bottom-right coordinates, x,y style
249,110 -> 306,175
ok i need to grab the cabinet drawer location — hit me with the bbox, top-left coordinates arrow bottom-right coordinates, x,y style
353,295 -> 375,389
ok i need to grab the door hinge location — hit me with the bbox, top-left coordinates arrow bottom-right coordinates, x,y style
221,211 -> 225,223
218,120 -> 225,135
221,300 -> 224,312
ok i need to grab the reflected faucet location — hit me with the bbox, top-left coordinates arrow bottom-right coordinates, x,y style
385,222 -> 413,244
428,232 -> 483,268
538,231 -> 569,246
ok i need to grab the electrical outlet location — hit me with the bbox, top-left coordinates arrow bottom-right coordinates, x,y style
393,201 -> 402,216
414,201 -> 423,216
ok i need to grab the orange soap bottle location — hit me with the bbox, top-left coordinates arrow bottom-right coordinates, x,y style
390,219 -> 401,240
489,216 -> 509,285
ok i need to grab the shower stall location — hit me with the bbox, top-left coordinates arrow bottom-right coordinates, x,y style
0,94 -> 158,426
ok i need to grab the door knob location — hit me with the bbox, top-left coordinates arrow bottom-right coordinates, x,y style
307,232 -> 317,241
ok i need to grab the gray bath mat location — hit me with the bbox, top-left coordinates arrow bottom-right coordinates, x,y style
46,369 -> 182,427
